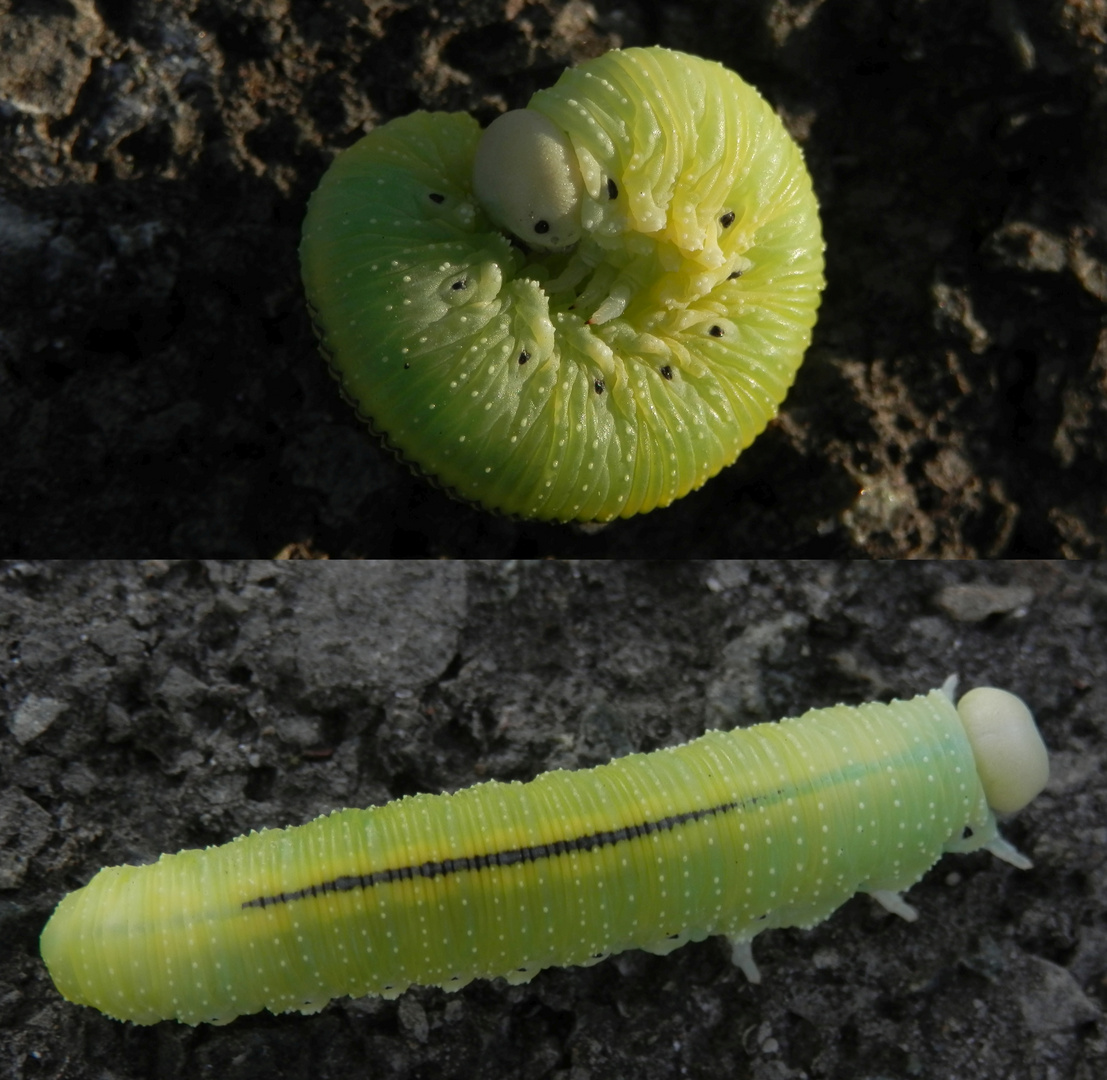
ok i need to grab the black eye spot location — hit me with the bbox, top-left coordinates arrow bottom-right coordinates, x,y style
451,279 -> 467,290
403,362 -> 410,369
709,325 -> 724,337
660,365 -> 673,380
727,270 -> 742,280
428,192 -> 445,204
607,177 -> 618,199
518,350 -> 530,365
720,211 -> 735,228
594,378 -> 605,394
534,220 -> 550,234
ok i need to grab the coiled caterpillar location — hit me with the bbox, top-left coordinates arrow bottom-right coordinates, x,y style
40,684 -> 1047,1026
299,47 -> 824,521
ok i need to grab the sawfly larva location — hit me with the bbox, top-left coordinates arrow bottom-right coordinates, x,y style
40,683 -> 1048,1025
299,46 -> 825,521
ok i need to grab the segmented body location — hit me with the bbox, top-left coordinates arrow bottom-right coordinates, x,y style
299,47 -> 824,521
42,690 -> 1005,1025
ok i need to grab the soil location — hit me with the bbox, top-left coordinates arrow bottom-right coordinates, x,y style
2,559 -> 1105,1079
2,1 -> 1106,556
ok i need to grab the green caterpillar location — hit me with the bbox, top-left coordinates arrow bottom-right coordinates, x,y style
299,47 -> 825,521
40,684 -> 1048,1026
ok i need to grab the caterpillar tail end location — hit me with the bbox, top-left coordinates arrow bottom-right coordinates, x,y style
40,873 -> 157,1025
40,891 -> 83,1011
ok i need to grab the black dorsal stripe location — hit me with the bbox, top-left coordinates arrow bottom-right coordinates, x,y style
241,797 -> 748,910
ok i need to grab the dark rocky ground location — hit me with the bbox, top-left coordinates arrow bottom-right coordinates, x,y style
2,559 -> 1105,1079
2,1 -> 1106,556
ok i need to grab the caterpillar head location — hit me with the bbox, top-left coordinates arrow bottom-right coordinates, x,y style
956,687 -> 1049,813
472,109 -> 584,251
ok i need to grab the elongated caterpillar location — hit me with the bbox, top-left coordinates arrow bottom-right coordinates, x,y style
40,684 -> 1048,1026
299,47 -> 825,521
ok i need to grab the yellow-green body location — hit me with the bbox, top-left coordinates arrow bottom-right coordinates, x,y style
300,47 -> 824,521
41,690 -> 997,1025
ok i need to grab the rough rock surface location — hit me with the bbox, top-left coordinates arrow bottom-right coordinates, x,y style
3,559 -> 1105,1078
2,1 -> 1106,556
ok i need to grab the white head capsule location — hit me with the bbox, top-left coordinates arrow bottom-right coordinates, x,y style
956,687 -> 1050,813
472,109 -> 584,251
